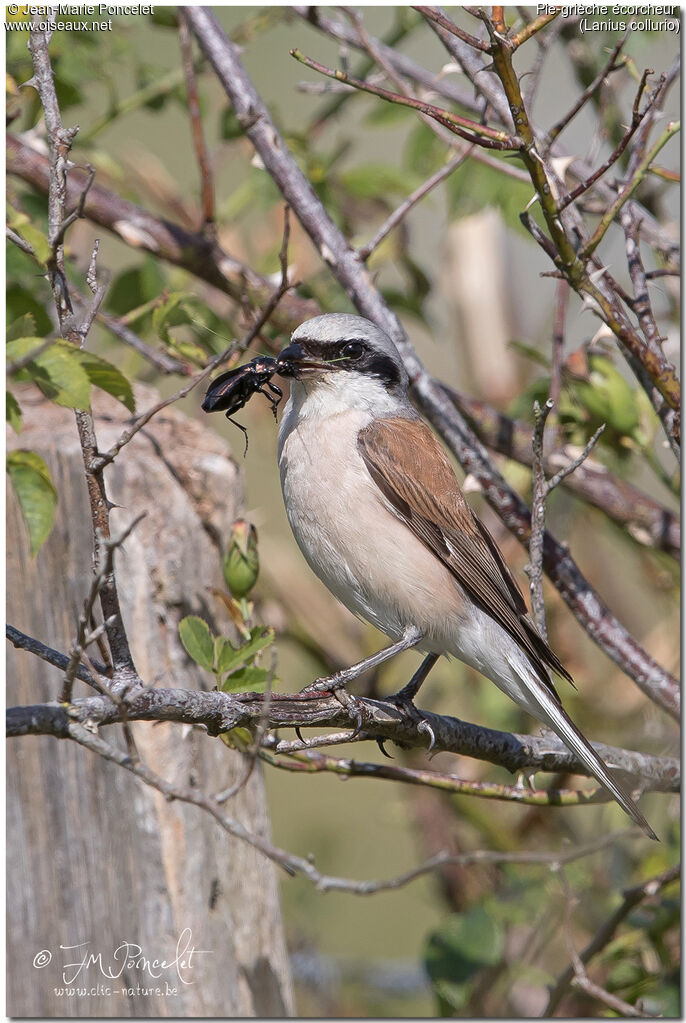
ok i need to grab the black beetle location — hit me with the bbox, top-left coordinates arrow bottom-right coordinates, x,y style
202,355 -> 284,455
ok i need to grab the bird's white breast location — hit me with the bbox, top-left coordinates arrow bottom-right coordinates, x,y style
277,382 -> 466,645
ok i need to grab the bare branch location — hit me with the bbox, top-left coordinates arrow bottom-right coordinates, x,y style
557,71 -> 663,212
261,747 -> 621,809
359,150 -> 472,261
178,9 -> 215,235
26,17 -> 136,683
6,623 -> 108,688
412,6 -> 489,52
6,684 -> 679,793
290,48 -> 521,150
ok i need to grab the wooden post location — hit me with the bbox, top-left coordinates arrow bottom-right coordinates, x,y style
7,388 -> 295,1017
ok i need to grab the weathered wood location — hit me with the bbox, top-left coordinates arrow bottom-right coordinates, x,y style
7,387 -> 294,1017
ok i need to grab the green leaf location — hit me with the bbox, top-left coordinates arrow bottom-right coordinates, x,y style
178,615 -> 215,672
75,350 -> 136,412
5,285 -> 53,337
7,449 -> 58,555
7,313 -> 37,342
424,907 -> 504,1012
6,392 -> 22,433
220,665 -> 270,694
341,163 -> 420,200
217,626 -> 274,678
508,340 -> 551,369
7,338 -> 92,409
105,260 -> 165,317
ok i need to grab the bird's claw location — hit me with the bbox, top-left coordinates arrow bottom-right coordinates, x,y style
386,691 -> 436,752
376,737 -> 394,759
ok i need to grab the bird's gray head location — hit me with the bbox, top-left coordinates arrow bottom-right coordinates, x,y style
276,314 -> 409,395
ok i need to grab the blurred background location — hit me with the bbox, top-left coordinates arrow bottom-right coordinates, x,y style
7,6 -> 679,1017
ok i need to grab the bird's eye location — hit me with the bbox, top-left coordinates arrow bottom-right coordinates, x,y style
341,340 -> 365,361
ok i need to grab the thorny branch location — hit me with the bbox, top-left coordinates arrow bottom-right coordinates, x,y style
26,17 -> 135,684
6,637 -> 679,794
179,8 -> 215,236
528,399 -> 605,640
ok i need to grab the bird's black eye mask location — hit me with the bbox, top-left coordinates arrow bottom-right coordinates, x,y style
286,337 -> 401,388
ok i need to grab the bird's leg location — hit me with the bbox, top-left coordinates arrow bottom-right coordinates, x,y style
298,626 -> 424,738
301,625 -> 424,695
392,652 -> 439,703
384,653 -> 440,752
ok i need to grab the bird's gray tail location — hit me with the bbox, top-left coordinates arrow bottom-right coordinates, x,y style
533,684 -> 657,840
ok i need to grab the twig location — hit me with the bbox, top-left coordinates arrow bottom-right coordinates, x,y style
6,226 -> 37,258
443,385 -> 679,559
571,974 -> 650,1018
549,279 -> 568,409
529,399 -> 605,640
509,11 -> 559,48
186,6 -> 679,719
53,163 -> 96,248
546,864 -> 680,1014
411,6 -> 488,52
582,120 -> 680,258
557,70 -> 661,212
359,150 -> 472,261
6,623 -> 108,688
261,748 -> 618,808
548,33 -> 630,144
26,18 -> 136,682
179,9 -> 215,236
61,513 -> 146,703
71,292 -> 189,375
290,49 -> 521,150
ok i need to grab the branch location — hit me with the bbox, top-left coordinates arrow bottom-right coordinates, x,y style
260,747 -> 622,809
546,864 -> 680,1014
290,49 -> 521,150
556,69 -> 661,212
528,398 -> 605,639
185,6 -> 679,719
178,9 -> 215,235
359,149 -> 472,261
26,20 -> 136,683
6,686 -> 679,793
7,133 -> 320,331
6,623 -> 108,688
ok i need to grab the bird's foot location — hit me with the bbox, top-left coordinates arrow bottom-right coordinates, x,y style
298,674 -> 368,738
384,690 -> 436,752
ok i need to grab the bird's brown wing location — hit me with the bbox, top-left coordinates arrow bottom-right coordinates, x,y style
357,416 -> 573,694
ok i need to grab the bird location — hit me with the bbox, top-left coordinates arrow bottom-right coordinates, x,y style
273,312 -> 656,839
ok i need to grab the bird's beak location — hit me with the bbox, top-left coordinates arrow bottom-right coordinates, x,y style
276,342 -> 328,377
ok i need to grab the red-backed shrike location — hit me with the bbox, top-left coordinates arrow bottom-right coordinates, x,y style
271,313 -> 655,838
